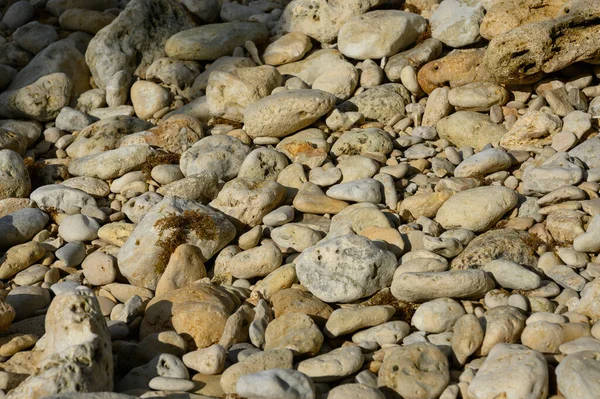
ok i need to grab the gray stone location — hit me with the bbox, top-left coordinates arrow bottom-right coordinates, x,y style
180,135 -> 250,180
0,208 -> 48,249
556,350 -> 600,399
30,184 -> 96,214
430,0 -> 484,48
68,145 -> 154,180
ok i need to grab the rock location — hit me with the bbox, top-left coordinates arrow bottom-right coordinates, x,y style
448,82 -> 508,111
275,0 -> 386,44
556,350 -> 600,399
412,298 -> 465,333
293,183 -> 349,215
391,269 -> 495,302
59,9 -> 115,34
436,111 -> 507,151
7,286 -> 51,321
271,224 -> 322,253
469,344 -> 548,399
295,234 -> 397,303
480,0 -> 566,39
68,145 -> 154,180
326,179 -> 382,203
276,49 -> 359,100
452,313 -> 484,364
337,10 -> 427,60
379,342 -> 450,399
13,21 -> 59,55
328,384 -> 385,399
0,241 -> 46,280
385,38 -> 443,83
207,65 -> 282,122
2,1 -> 34,29
66,115 -> 152,159
30,184 -> 96,214
130,81 -> 170,120
0,208 -> 48,249
183,344 -> 226,375
9,287 -> 113,398
264,312 -> 323,355
352,321 -> 411,346
325,306 -> 395,337
452,228 -> 538,270
141,282 -> 236,349
297,347 -> 364,382
480,306 -> 527,355
276,129 -> 329,168
271,289 -> 333,326
220,349 -> 294,394
453,148 -> 512,178
429,0 -> 485,48
264,32 -> 313,66
81,251 -> 118,286
118,197 -> 236,289
58,214 -> 100,242
166,22 -> 268,61
418,48 -> 490,94
569,137 -> 600,169
85,0 -> 195,88
243,89 -> 336,139
155,243 -> 206,296
228,240 -> 283,279
436,186 -> 518,232
122,192 -> 163,224
330,128 -> 394,157
116,353 -> 188,391
500,110 -> 562,151
483,259 -> 542,290
238,148 -> 289,182
236,369 -> 316,399
338,84 -> 410,124
180,135 -> 249,180
483,4 -> 600,84
0,40 -> 90,121
156,172 -> 219,204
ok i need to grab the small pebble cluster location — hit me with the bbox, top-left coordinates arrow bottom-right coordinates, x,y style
0,0 -> 600,398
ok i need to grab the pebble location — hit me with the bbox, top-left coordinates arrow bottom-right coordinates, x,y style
58,214 -> 100,243
411,298 -> 466,333
297,346 -> 364,382
325,306 -> 395,338
236,369 -> 316,399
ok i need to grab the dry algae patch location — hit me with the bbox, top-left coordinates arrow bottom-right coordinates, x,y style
360,289 -> 419,323
141,151 -> 180,179
154,210 -> 218,274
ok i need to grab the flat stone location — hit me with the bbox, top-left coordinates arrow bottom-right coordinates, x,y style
436,111 -> 506,151
297,347 -> 364,382
0,208 -> 48,249
556,350 -> 600,399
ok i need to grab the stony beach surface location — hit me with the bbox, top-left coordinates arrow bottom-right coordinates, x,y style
0,0 -> 599,398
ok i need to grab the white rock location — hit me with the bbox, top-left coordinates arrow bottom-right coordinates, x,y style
412,298 -> 466,333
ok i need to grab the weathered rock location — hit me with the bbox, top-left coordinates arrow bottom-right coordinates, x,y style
118,197 -> 236,290
166,22 -> 268,61
141,282 -> 236,350
297,347 -> 364,382
337,10 -> 427,60
264,312 -> 323,356
243,89 -> 336,139
556,350 -> 600,399
295,234 -> 397,303
236,369 -> 316,399
68,145 -> 154,180
85,0 -> 195,88
500,110 -> 563,151
429,0 -> 485,48
180,135 -> 250,180
263,31 -> 313,66
30,184 -> 96,213
338,84 -> 410,124
436,111 -> 507,151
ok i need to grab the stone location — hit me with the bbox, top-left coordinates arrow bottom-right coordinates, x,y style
116,353 -> 188,391
480,306 -> 527,355
352,321 -> 411,346
448,82 -> 508,111
0,241 -> 46,280
385,38 -> 443,83
166,22 -> 268,61
454,148 -> 513,178
328,384 -> 385,399
276,49 -> 359,100
330,128 -> 393,157
418,48 -> 490,94
556,350 -> 600,399
274,0 -> 386,44
482,259 -> 542,290
68,145 -> 154,180
130,81 -> 170,120
569,137 -> 600,169
122,192 -> 163,224
13,21 -> 58,55
220,349 -> 294,394
155,244 -> 207,296
326,179 -> 382,204
436,111 -> 507,151
156,172 -> 219,204
180,135 -> 250,180
391,269 -> 495,302
0,208 -> 48,249
118,197 -> 236,290
62,177 -> 110,198
500,110 -> 562,151
264,32 -> 313,66
338,84 -> 410,124
452,314 -> 484,364
411,298 -> 465,333
436,186 -> 518,232
9,287 -> 113,397
183,344 -> 226,375
271,224 -> 322,253
264,312 -> 323,356
236,369 -> 316,399
295,234 -> 397,303
243,89 -> 336,139
468,344 -> 548,399
379,342 -> 450,399
141,282 -> 236,350
429,0 -> 485,48
210,178 -> 286,228
7,286 -> 51,321
228,240 -> 283,279
206,65 -> 282,122
276,129 -> 329,169
325,306 -> 395,338
58,214 -> 100,243
297,347 -> 364,382
271,289 -> 333,326
85,0 -> 195,88
81,251 -> 118,286
238,148 -> 289,182
337,10 -> 427,60
480,0 -> 566,39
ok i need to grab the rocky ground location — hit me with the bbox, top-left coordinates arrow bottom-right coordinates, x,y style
0,0 -> 599,398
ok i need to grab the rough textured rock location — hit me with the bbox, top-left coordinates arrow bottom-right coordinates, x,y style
436,111 -> 507,151
295,234 -> 396,303
85,0 -> 195,88
118,197 -> 236,290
